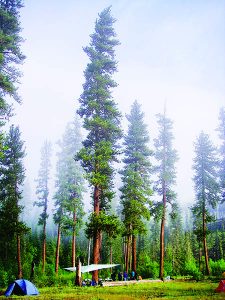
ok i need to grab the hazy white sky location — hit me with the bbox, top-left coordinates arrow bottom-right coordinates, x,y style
12,0 -> 225,208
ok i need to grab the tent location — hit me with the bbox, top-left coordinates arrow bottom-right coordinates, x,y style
5,279 -> 39,297
65,264 -> 120,273
215,280 -> 225,293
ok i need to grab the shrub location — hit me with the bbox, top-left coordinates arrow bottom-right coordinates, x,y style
137,259 -> 159,279
32,264 -> 76,287
164,261 -> 173,277
184,259 -> 203,280
210,259 -> 225,276
0,270 -> 9,287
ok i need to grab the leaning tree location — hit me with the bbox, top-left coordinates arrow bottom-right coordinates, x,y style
77,7 -> 122,282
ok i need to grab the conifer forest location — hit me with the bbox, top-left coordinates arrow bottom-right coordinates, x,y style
0,1 -> 224,289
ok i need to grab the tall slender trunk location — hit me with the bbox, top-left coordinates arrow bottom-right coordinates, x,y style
132,235 -> 137,272
203,210 -> 210,275
75,258 -> 82,286
159,128 -> 167,280
109,240 -> 113,274
123,237 -> 127,269
72,212 -> 76,267
109,242 -> 113,265
137,234 -> 142,257
198,241 -> 202,271
125,235 -> 131,273
92,185 -> 100,283
55,224 -> 61,274
159,216 -> 165,279
92,230 -> 100,282
42,220 -> 46,273
159,182 -> 166,280
42,195 -> 48,273
17,234 -> 22,279
99,231 -> 103,262
88,238 -> 91,265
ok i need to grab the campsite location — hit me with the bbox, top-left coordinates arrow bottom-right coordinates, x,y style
1,280 -> 225,299
0,2 -> 225,300
1,265 -> 224,299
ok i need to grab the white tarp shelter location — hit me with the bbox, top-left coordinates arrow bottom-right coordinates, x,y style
65,264 -> 120,273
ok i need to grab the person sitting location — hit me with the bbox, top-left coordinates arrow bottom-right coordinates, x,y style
118,272 -> 122,281
111,272 -> 116,281
131,270 -> 135,280
123,271 -> 128,281
91,280 -> 96,286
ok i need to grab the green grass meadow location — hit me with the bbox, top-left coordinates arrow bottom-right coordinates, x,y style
0,281 -> 224,300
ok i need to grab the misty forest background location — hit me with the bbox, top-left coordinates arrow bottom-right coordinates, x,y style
0,1 -> 225,288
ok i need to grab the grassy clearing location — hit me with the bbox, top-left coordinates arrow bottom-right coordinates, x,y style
0,280 -> 224,299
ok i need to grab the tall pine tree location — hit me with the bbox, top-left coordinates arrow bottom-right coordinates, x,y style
0,0 -> 25,118
120,100 -> 152,273
0,1 -> 25,159
34,140 -> 52,273
77,7 -> 122,282
153,110 -> 178,279
0,125 -> 27,278
54,116 -> 85,273
192,131 -> 221,275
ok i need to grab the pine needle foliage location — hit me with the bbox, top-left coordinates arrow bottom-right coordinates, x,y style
0,125 -> 27,277
153,111 -> 178,279
192,131 -> 221,275
0,0 -> 25,117
120,100 -> 152,236
77,7 -> 122,281
120,100 -> 152,272
77,7 -> 122,210
54,116 -> 85,232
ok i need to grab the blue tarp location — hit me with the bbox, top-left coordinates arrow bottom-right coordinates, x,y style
5,279 -> 39,297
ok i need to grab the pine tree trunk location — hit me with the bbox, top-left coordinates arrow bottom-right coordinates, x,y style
132,235 -> 137,273
92,185 -> 100,283
55,224 -> 61,274
17,234 -> 23,279
198,241 -> 202,271
110,242 -> 112,265
42,221 -> 46,273
72,212 -> 76,267
159,186 -> 166,280
125,235 -> 131,273
88,238 -> 91,265
159,217 -> 165,279
203,211 -> 210,275
92,230 -> 100,282
137,234 -> 143,257
99,231 -> 103,262
123,237 -> 127,269
94,185 -> 100,213
75,258 -> 82,286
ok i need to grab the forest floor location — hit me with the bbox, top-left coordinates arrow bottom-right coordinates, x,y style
0,280 -> 224,299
